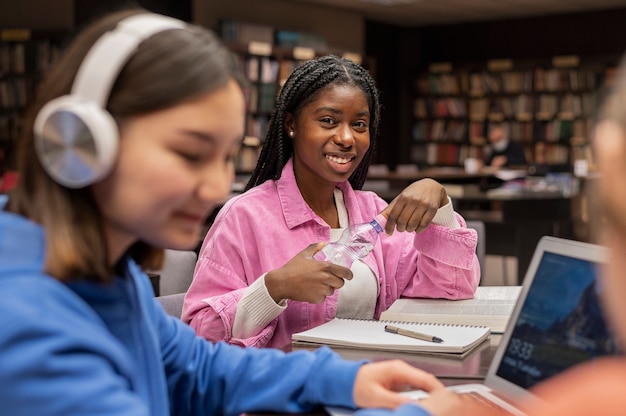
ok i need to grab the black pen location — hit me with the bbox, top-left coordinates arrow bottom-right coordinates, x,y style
384,325 -> 444,343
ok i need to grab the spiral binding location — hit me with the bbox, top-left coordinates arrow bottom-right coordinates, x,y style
337,317 -> 488,329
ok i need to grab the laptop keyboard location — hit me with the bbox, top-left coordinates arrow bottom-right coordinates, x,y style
461,391 -> 518,415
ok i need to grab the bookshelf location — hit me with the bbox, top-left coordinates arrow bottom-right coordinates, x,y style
410,57 -> 610,170
225,40 -> 307,174
0,29 -> 62,175
219,19 -> 365,174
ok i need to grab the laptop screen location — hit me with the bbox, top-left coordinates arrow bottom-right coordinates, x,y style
495,251 -> 619,390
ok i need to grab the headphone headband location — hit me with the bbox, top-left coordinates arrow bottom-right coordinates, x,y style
72,14 -> 186,105
34,13 -> 186,188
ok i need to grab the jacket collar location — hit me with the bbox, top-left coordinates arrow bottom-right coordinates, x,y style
275,158 -> 356,230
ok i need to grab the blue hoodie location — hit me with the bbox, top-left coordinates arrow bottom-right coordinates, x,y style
0,209 -> 363,415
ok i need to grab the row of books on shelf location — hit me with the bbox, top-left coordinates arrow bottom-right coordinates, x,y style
413,118 -> 593,143
235,143 -> 262,174
239,57 -> 300,116
0,39 -> 60,75
243,55 -> 279,83
415,73 -> 465,96
240,55 -> 300,85
533,142 -> 571,165
468,70 -> 534,96
0,113 -> 23,142
220,19 -> 328,51
0,78 -> 33,110
411,142 -> 574,167
535,118 -> 593,142
478,118 -> 592,143
220,20 -> 275,46
570,142 -> 594,163
416,67 -> 604,97
411,142 -> 486,167
416,71 -> 532,95
468,120 -> 533,143
415,91 -> 598,120
534,67 -> 602,92
414,95 -> 534,120
244,114 -> 270,142
471,92 -> 596,121
413,97 -> 467,118
468,95 -> 531,120
246,82 -> 277,114
412,120 -> 467,142
533,92 -> 598,120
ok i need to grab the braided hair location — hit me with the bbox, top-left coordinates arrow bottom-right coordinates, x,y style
244,55 -> 381,191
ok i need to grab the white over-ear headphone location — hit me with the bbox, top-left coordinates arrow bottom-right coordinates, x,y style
33,13 -> 186,188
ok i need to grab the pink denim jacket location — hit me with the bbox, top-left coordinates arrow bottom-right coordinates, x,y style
183,159 -> 480,348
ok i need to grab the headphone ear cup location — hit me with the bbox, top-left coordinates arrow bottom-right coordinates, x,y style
34,95 -> 119,188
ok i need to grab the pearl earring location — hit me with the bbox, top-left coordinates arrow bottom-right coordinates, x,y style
289,131 -> 294,137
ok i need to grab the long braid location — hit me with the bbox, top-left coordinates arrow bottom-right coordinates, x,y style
347,61 -> 381,189
245,55 -> 381,191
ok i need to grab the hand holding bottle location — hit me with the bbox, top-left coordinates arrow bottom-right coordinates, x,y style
265,243 -> 353,304
382,178 -> 448,235
310,178 -> 448,269
313,214 -> 387,268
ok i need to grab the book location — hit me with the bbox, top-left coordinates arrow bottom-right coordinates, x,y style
291,318 -> 490,355
380,286 -> 522,334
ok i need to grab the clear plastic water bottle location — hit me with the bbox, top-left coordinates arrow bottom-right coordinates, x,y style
314,214 -> 387,268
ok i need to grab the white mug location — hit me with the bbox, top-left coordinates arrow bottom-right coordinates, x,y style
574,159 -> 588,177
464,157 -> 480,174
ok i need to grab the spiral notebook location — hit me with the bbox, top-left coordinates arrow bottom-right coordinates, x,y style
291,318 -> 490,355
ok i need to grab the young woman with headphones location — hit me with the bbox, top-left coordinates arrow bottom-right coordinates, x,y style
0,8 -> 465,416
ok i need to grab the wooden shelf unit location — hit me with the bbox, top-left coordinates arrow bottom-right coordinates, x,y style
0,29 -> 64,175
410,57 -> 612,170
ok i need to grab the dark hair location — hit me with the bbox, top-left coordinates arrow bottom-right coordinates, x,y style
7,9 -> 242,282
245,54 -> 381,191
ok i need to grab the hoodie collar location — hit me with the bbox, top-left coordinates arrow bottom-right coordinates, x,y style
0,210 -> 46,275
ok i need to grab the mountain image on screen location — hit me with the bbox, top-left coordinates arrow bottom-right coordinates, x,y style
496,252 -> 620,390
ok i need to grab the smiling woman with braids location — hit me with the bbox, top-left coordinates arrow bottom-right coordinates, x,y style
183,55 -> 480,349
0,11 -> 478,414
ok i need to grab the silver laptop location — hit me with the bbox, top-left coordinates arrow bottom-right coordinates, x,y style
404,236 -> 618,415
327,236 -> 618,416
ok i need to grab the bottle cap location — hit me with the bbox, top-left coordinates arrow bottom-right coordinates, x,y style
371,213 -> 387,232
